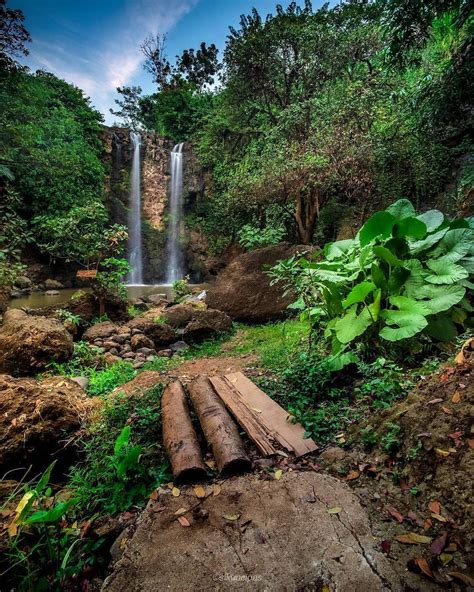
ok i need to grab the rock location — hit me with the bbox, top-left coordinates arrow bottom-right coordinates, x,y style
170,340 -> 189,353
161,304 -> 194,328
84,321 -> 119,342
111,334 -> 128,344
206,242 -> 311,321
0,375 -> 99,472
94,339 -> 104,347
133,361 -> 144,369
14,276 -> 32,290
121,344 -> 132,354
131,334 -> 155,351
109,347 -> 119,356
67,292 -> 128,323
103,352 -> 121,366
71,376 -> 90,390
125,318 -> 176,346
129,299 -> 149,311
44,278 -> 63,290
145,355 -> 155,362
131,328 -> 142,336
102,472 -> 401,592
145,293 -> 168,307
181,290 -> 207,305
102,340 -> 118,351
136,347 -> 155,356
0,312 -> 74,375
319,447 -> 347,464
158,349 -> 173,358
122,352 -> 136,359
44,289 -> 60,296
183,308 -> 232,342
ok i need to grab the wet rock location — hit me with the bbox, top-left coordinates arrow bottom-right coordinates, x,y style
84,321 -> 119,342
0,311 -> 73,375
183,308 -> 232,342
45,290 -> 60,296
0,375 -> 99,472
14,276 -> 33,290
206,242 -> 312,322
161,304 -> 194,328
145,293 -> 168,307
44,278 -> 64,290
131,334 -> 155,351
170,340 -> 188,353
67,292 -> 128,323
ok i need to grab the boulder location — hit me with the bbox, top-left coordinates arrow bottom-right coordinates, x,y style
14,276 -> 32,290
161,304 -> 194,328
0,375 -> 99,472
0,310 -> 74,375
131,334 -> 155,351
206,242 -> 312,322
44,278 -> 64,290
145,293 -> 168,307
67,292 -> 128,323
125,318 -> 176,346
182,308 -> 232,341
83,321 -> 119,342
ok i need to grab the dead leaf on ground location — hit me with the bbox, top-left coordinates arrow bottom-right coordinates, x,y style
174,507 -> 187,516
447,572 -> 474,586
431,513 -> 447,523
441,406 -> 453,415
454,337 -> 473,365
440,553 -> 453,565
205,459 -> 216,469
274,469 -> 283,480
171,487 -> 180,497
223,513 -> 241,521
451,391 -> 461,404
386,506 -> 404,523
468,439 -> 474,449
149,489 -> 159,501
408,557 -> 434,579
428,500 -> 441,514
430,531 -> 448,556
328,507 -> 342,514
212,484 -> 222,497
395,532 -> 432,545
434,448 -> 450,457
381,540 -> 391,555
343,470 -> 360,481
177,516 -> 190,527
193,485 -> 207,499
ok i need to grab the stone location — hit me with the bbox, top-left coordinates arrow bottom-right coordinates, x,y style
44,278 -> 63,290
102,472 -> 401,592
133,361 -> 144,369
181,290 -> 207,305
44,290 -> 60,296
0,375 -> 99,472
0,311 -> 74,375
169,340 -> 189,353
109,347 -> 119,356
131,334 -> 155,351
144,293 -> 168,306
103,340 -> 118,351
206,242 -> 312,321
84,321 -> 119,342
103,352 -> 121,366
161,304 -> 194,328
94,339 -> 104,347
183,308 -> 232,342
71,376 -> 90,390
121,344 -> 132,354
158,349 -> 173,358
111,334 -> 128,344
14,276 -> 32,290
67,292 -> 128,323
136,347 -> 155,356
125,317 -> 176,346
145,355 -> 155,362
122,352 -> 136,359
130,299 -> 149,311
131,328 -> 143,336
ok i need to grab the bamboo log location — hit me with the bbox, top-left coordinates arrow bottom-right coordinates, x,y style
188,376 -> 251,475
161,380 -> 207,484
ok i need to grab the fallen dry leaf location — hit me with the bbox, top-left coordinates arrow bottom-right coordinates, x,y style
149,489 -> 159,501
427,398 -> 443,404
386,506 -> 404,523
223,513 -> 240,521
454,337 -> 473,365
441,406 -> 453,415
177,516 -> 190,527
447,572 -> 474,586
428,500 -> 441,515
205,459 -> 216,469
172,487 -> 181,497
381,540 -> 391,555
440,553 -> 453,565
212,484 -> 222,497
193,485 -> 207,499
434,448 -> 450,457
451,391 -> 461,404
328,507 -> 342,514
430,531 -> 448,556
343,470 -> 360,481
395,532 -> 432,545
467,439 -> 474,450
410,557 -> 434,579
274,470 -> 283,480
431,513 -> 447,523
174,507 -> 187,516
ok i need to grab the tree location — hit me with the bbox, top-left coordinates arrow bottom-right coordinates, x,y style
0,0 -> 31,71
176,42 -> 220,88
110,86 -> 143,129
141,33 -> 172,89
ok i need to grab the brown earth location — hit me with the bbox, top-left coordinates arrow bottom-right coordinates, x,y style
206,242 -> 313,322
102,471 -> 401,592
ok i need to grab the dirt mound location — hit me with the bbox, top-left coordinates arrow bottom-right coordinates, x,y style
0,375 -> 100,473
103,471 -> 401,591
67,292 -> 128,323
206,242 -> 312,322
0,309 -> 73,375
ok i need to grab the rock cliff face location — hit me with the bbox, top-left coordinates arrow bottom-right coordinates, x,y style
103,128 -> 212,282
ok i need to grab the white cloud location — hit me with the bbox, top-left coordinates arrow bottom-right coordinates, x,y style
28,0 -> 199,124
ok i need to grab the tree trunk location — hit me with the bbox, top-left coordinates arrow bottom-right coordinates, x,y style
161,381 -> 207,484
295,191 -> 319,244
188,377 -> 251,475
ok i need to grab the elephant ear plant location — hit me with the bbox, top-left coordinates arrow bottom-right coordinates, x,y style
271,199 -> 473,362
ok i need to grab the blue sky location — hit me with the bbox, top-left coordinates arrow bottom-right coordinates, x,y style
16,0 -> 329,124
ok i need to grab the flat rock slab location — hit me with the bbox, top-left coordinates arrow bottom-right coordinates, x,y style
103,472 -> 401,591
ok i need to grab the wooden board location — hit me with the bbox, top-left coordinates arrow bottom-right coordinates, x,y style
210,372 -> 317,458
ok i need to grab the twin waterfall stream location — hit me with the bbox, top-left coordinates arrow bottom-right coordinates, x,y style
127,133 -> 184,285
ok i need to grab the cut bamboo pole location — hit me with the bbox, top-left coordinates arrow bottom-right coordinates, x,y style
188,376 -> 251,475
161,380 -> 207,484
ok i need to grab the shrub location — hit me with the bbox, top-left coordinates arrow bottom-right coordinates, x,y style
172,275 -> 192,302
238,224 -> 285,251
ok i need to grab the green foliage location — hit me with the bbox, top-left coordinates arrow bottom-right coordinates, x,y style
238,223 -> 285,251
381,422 -> 403,453
55,309 -> 81,327
70,385 -> 170,515
172,275 -> 192,302
93,257 -> 131,302
271,200 -> 473,359
87,361 -> 136,397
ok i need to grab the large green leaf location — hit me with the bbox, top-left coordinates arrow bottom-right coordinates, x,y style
459,257 -> 474,274
416,284 -> 466,314
425,259 -> 468,284
386,199 -> 415,221
424,316 -> 457,342
393,217 -> 427,240
409,227 -> 448,255
403,259 -> 426,298
416,210 -> 444,232
342,281 -> 376,308
431,228 -> 474,262
371,263 -> 387,291
373,246 -> 404,267
335,305 -> 372,344
359,211 -> 395,246
325,239 -> 356,260
379,296 -> 428,342
114,425 -> 131,456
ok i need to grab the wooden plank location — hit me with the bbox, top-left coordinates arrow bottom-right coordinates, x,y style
210,372 -> 317,458
209,376 -> 278,456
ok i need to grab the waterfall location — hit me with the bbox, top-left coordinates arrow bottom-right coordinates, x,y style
165,142 -> 185,283
127,131 -> 143,284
